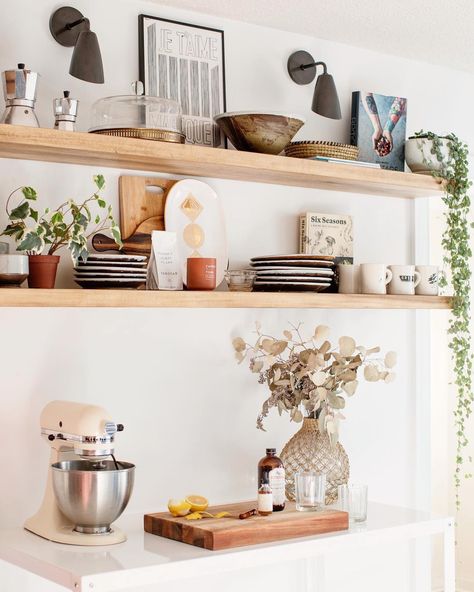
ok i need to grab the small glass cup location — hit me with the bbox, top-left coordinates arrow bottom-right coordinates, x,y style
349,484 -> 368,522
337,484 -> 350,512
337,484 -> 368,522
224,269 -> 256,292
295,471 -> 326,512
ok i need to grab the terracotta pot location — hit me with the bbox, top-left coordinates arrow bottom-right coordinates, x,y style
279,417 -> 350,505
28,255 -> 60,289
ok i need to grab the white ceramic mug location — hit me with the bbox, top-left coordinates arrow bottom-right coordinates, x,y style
415,265 -> 439,296
337,264 -> 360,294
388,265 -> 420,295
360,264 -> 392,294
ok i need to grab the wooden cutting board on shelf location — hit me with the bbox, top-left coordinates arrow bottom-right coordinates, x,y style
115,175 -> 178,254
144,501 -> 348,551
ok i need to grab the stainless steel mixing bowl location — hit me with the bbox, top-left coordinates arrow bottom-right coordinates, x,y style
51,460 -> 135,534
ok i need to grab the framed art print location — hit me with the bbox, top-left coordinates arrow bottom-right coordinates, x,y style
139,15 -> 227,148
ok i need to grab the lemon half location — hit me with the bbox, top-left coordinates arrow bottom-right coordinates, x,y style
168,498 -> 192,517
185,495 -> 209,512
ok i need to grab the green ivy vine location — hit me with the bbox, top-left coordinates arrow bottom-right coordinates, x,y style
412,130 -> 473,509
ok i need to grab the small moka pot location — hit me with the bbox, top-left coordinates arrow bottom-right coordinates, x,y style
1,63 -> 40,127
54,90 -> 79,131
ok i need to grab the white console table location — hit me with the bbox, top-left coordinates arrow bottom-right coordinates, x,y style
0,503 -> 454,592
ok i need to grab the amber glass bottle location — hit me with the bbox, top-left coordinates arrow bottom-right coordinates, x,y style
258,448 -> 286,511
257,482 -> 273,516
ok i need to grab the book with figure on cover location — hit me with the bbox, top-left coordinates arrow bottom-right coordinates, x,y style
350,91 -> 407,171
299,212 -> 353,263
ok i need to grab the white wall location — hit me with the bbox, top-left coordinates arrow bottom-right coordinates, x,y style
0,0 -> 473,590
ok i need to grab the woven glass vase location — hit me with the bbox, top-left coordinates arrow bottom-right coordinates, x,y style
279,417 -> 350,504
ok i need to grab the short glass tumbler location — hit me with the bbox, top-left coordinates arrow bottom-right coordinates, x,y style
349,484 -> 368,522
337,484 -> 350,513
224,270 -> 256,292
295,471 -> 326,512
338,484 -> 368,522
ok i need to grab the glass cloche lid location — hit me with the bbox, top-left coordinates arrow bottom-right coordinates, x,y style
89,81 -> 184,143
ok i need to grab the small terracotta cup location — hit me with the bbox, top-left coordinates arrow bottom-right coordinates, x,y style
186,257 -> 216,290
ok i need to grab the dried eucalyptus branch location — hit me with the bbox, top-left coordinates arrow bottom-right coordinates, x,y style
233,324 -> 396,444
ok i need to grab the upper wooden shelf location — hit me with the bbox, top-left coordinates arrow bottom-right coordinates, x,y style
0,289 -> 452,309
0,125 -> 443,198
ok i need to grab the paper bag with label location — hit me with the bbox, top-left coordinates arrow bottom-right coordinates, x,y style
147,231 -> 183,290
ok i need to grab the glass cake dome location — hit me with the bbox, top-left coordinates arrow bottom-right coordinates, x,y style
89,82 -> 185,143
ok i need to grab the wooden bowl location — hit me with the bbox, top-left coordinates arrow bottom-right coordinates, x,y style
214,111 -> 305,155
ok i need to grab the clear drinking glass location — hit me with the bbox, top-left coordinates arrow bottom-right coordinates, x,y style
337,484 -> 350,512
337,484 -> 368,522
349,484 -> 368,522
224,270 -> 256,292
295,471 -> 326,511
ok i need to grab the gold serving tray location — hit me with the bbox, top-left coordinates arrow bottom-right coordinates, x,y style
90,128 -> 186,143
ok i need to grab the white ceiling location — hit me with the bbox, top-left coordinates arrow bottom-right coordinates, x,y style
148,0 -> 474,74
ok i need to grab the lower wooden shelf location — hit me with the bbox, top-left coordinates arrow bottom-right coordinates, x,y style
0,289 -> 452,309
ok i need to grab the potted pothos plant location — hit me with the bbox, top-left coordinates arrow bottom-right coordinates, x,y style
1,175 -> 122,288
406,131 -> 472,509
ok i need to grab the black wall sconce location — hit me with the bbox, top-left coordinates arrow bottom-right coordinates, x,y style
49,6 -> 104,84
287,50 -> 341,120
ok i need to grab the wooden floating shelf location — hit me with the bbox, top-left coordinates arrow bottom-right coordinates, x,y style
0,125 -> 443,197
0,289 -> 452,309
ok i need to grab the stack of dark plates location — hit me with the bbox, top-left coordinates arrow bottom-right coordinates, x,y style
74,254 -> 147,289
250,254 -> 335,292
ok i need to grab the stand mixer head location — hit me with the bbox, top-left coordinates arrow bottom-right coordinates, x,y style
25,401 -> 135,546
39,399 -> 122,458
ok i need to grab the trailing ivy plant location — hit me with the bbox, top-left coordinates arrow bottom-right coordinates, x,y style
1,174 -> 122,264
412,130 -> 473,509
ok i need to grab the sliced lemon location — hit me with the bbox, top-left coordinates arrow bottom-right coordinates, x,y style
185,494 -> 209,512
168,498 -> 192,517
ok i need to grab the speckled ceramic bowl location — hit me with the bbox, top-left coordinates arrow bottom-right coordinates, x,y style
214,111 -> 305,155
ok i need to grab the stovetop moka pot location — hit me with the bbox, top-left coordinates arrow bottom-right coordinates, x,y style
1,63 -> 40,127
53,90 -> 78,131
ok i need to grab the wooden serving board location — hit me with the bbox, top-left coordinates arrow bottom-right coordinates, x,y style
119,175 -> 178,239
144,501 -> 348,551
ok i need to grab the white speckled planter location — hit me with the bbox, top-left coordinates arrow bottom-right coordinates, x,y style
405,137 -> 451,174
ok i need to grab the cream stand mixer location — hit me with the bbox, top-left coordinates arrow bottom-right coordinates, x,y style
25,401 -> 135,546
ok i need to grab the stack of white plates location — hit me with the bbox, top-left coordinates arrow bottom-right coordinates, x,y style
74,254 -> 147,289
250,254 -> 335,292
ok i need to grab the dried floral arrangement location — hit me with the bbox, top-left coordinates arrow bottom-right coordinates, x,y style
233,323 -> 396,443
